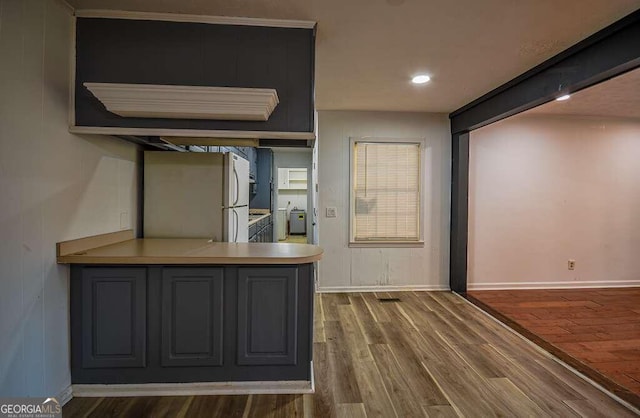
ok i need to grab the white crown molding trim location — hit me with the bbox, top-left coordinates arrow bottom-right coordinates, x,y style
317,284 -> 450,293
468,280 -> 640,291
69,126 -> 315,141
72,379 -> 313,398
57,385 -> 73,406
74,10 -> 316,29
84,83 -> 279,121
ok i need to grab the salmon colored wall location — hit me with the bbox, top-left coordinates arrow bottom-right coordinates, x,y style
468,114 -> 640,289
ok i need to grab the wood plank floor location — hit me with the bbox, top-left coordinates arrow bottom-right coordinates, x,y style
63,292 -> 637,417
279,235 -> 308,244
469,288 -> 640,408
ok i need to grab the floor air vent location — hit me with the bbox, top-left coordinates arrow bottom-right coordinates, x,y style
378,297 -> 401,303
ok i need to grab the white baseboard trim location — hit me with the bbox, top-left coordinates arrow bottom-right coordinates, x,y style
317,284 -> 449,293
72,380 -> 313,397
468,280 -> 640,291
309,361 -> 315,394
57,385 -> 73,406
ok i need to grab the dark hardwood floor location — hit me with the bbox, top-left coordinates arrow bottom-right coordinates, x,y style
63,291 -> 637,417
469,287 -> 640,408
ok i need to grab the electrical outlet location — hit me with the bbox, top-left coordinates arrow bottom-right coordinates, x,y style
568,259 -> 576,270
326,207 -> 337,218
120,212 -> 130,229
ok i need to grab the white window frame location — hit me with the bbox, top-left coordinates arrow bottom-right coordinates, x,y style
349,137 -> 425,248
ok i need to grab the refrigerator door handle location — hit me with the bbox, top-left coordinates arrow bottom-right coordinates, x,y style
234,209 -> 239,242
233,163 -> 239,206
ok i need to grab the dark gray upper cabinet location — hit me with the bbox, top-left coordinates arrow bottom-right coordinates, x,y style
75,18 -> 315,132
161,268 -> 224,367
249,148 -> 258,181
250,148 -> 273,209
81,268 -> 147,369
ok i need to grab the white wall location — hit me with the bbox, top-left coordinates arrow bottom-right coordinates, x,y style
0,0 -> 139,398
277,189 -> 307,216
317,111 -> 451,291
272,149 -> 313,242
469,115 -> 640,289
312,133 -> 319,245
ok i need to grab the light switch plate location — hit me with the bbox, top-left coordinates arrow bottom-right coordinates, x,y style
326,207 -> 337,218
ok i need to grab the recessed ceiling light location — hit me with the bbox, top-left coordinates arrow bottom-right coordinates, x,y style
556,94 -> 571,101
411,74 -> 431,84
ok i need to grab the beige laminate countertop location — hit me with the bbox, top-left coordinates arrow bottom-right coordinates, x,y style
248,212 -> 271,227
57,239 -> 323,265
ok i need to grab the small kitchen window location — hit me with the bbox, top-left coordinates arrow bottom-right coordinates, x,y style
349,137 -> 425,247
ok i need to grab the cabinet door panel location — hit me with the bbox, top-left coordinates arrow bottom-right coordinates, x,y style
237,267 -> 298,365
161,268 -> 224,367
81,268 -> 146,368
266,224 -> 273,242
277,168 -> 289,189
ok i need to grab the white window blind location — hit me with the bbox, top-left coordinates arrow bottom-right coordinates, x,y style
352,141 -> 421,242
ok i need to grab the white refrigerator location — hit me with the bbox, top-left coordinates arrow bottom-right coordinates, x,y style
144,151 -> 249,242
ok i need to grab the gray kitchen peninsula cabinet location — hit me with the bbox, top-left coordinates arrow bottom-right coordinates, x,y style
60,236 -> 322,388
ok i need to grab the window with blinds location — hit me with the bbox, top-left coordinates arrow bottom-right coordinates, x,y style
351,139 -> 422,243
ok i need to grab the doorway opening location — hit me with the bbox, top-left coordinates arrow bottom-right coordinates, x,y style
276,167 -> 309,243
270,148 -> 314,245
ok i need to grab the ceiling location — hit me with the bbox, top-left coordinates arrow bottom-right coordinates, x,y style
528,68 -> 640,120
66,0 -> 639,113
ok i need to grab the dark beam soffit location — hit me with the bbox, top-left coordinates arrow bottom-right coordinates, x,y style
449,9 -> 640,134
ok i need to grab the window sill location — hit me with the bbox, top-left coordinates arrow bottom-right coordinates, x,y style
348,241 -> 425,248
